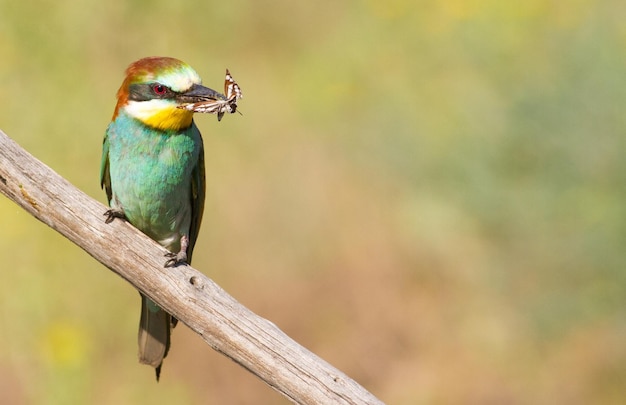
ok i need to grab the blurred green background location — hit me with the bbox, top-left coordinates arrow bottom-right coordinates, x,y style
1,1 -> 625,404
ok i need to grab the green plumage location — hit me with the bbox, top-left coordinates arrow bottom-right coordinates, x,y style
101,108 -> 205,379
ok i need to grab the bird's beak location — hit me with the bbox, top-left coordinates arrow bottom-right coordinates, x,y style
177,83 -> 225,104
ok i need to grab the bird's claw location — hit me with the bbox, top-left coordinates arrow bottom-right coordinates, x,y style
164,251 -> 188,268
104,208 -> 126,224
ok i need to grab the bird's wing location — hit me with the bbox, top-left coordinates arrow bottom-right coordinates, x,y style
100,129 -> 112,203
187,129 -> 206,264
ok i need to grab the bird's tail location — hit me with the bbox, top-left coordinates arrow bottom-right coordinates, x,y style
138,294 -> 172,381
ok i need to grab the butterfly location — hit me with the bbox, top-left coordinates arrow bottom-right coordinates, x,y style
180,69 -> 243,121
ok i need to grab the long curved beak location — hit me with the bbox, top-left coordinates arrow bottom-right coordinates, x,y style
177,84 -> 225,103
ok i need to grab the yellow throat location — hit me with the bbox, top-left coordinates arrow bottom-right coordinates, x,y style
125,99 -> 194,131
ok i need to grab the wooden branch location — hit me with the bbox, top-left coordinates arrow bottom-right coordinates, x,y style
0,129 -> 384,405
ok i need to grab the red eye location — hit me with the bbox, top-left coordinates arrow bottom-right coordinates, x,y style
153,84 -> 167,95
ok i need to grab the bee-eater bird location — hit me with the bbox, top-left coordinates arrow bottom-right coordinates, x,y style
100,56 -> 231,380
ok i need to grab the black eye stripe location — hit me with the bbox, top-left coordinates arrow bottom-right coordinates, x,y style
128,83 -> 175,101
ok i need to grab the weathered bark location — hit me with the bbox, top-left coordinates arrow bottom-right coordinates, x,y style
0,129 -> 384,405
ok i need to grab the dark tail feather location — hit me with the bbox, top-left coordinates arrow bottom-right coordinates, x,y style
138,294 -> 172,381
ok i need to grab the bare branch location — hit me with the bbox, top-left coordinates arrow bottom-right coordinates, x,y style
0,129 -> 384,405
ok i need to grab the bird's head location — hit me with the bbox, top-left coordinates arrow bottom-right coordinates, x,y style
112,56 -> 223,131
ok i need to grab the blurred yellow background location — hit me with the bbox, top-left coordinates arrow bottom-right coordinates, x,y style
1,1 -> 625,404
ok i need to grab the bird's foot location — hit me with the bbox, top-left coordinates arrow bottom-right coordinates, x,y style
164,251 -> 187,268
104,208 -> 126,224
164,235 -> 190,268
